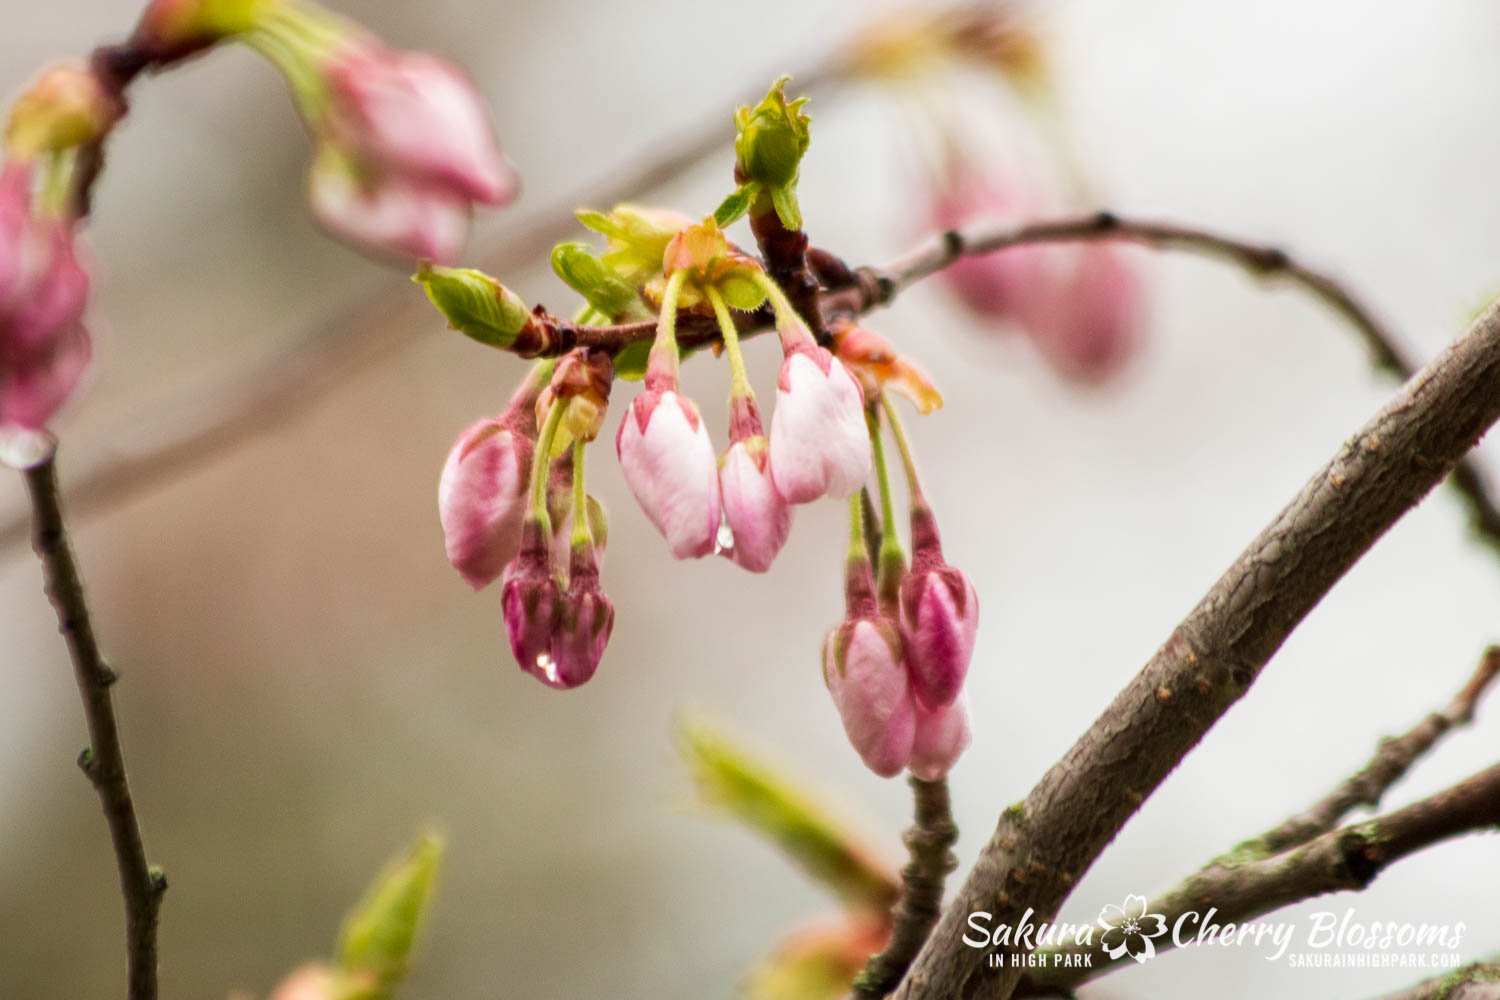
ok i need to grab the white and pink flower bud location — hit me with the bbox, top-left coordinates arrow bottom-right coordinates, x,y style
823,554 -> 916,778
323,44 -> 516,207
908,695 -> 972,781
769,343 -> 870,504
931,166 -> 1052,326
546,543 -> 614,689
501,520 -> 562,675
0,163 -> 93,431
438,417 -> 532,590
616,387 -> 721,559
1032,243 -> 1144,384
718,396 -> 791,573
900,502 -> 979,710
308,149 -> 473,263
267,964 -> 343,1000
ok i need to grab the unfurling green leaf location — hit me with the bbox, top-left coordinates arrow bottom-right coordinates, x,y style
336,832 -> 445,998
413,263 -> 531,349
714,184 -> 759,228
733,76 -> 812,190
742,918 -> 890,1000
550,242 -> 641,319
679,718 -> 897,913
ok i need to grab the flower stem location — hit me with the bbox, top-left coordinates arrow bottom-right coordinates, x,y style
751,271 -> 814,352
866,404 -> 907,602
569,440 -> 590,548
648,270 -> 689,386
528,401 -> 566,528
705,286 -> 754,400
847,492 -> 868,562
880,394 -> 925,504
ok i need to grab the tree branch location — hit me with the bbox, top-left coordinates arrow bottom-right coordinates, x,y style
1374,962 -> 1500,1000
1017,647 -> 1500,994
888,296 -> 1500,1000
853,776 -> 959,999
23,450 -> 164,1000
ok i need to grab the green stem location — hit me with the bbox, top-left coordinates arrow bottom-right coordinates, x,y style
569,441 -> 590,548
751,271 -> 813,350
649,270 -> 689,381
847,493 -> 868,562
528,402 -> 566,527
866,404 -> 907,599
880,394 -> 924,503
705,286 -> 754,399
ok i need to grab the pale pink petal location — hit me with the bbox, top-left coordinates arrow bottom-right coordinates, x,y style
769,348 -> 870,504
718,440 -> 792,573
909,695 -> 972,781
824,620 -> 916,777
308,151 -> 471,263
438,418 -> 530,589
616,390 -> 720,559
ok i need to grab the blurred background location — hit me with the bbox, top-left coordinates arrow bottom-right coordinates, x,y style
3,0 -> 1500,996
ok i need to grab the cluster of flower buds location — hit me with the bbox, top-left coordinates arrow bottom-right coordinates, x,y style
429,328 -> 617,689
132,0 -> 517,263
419,76 -> 979,782
821,391 -> 977,780
0,64 -> 118,439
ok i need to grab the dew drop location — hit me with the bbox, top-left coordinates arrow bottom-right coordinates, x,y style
714,519 -> 735,555
535,652 -> 560,685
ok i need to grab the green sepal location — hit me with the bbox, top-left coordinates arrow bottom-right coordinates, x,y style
413,263 -> 530,349
734,76 -> 812,191
713,183 -> 759,227
769,183 -> 803,232
336,832 -> 445,998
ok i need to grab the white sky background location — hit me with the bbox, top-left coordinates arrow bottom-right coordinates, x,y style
1,0 -> 1499,997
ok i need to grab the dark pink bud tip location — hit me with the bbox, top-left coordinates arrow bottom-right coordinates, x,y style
901,566 -> 979,710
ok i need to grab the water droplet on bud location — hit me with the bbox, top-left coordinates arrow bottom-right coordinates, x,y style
535,652 -> 559,685
714,519 -> 735,555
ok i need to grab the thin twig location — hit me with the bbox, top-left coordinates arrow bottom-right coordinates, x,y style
891,296 -> 1500,1000
1016,647 -> 1500,994
1017,763 -> 1500,996
23,450 -> 164,1000
852,777 -> 959,999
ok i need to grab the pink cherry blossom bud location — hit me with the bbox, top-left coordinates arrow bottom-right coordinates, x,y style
308,148 -> 472,263
500,520 -> 562,676
323,44 -> 516,207
718,395 -> 791,573
1,163 -> 93,431
438,417 -> 532,590
931,168 -> 1052,326
824,618 -> 916,778
616,388 -> 721,559
908,695 -> 972,781
1032,243 -> 1144,384
545,543 -> 614,689
900,502 -> 978,710
769,343 -> 870,504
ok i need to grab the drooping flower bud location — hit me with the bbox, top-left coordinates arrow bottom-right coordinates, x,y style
3,63 -> 118,159
438,418 -> 532,590
718,396 -> 791,573
616,388 -> 721,559
545,541 -> 614,689
823,551 -> 915,778
718,77 -> 811,230
1031,243 -> 1144,384
310,149 -> 473,264
267,964 -> 348,1000
0,163 -> 93,432
320,43 -> 516,208
769,342 -> 870,505
931,165 -> 1053,327
500,519 -> 562,675
908,694 -> 972,781
899,501 -> 978,710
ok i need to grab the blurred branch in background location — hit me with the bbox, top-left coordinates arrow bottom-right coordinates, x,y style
1374,961 -> 1500,1000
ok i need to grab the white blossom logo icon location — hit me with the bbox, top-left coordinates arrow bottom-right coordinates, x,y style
1097,895 -> 1168,963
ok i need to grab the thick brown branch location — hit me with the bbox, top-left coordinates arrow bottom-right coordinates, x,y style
1374,962 -> 1500,1000
24,451 -> 164,1000
890,297 -> 1500,1000
1017,647 -> 1500,994
853,777 -> 959,999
